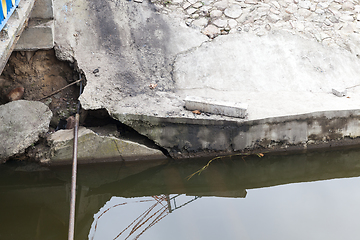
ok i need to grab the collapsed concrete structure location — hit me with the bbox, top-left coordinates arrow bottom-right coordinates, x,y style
3,0 -> 360,162
52,0 -> 360,160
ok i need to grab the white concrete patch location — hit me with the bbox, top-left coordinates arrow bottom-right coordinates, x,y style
174,31 -> 360,120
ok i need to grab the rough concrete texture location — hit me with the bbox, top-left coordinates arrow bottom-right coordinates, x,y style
52,0 -> 360,157
48,127 -> 167,163
0,100 -> 52,161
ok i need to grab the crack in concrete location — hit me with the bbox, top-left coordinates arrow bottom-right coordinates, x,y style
112,138 -> 125,161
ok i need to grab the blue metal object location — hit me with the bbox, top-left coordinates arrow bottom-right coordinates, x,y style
0,0 -> 21,31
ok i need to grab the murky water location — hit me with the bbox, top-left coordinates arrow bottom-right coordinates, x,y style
1,148 -> 360,240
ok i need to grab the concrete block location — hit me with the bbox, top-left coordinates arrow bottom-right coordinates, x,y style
14,19 -> 54,50
30,0 -> 53,19
48,127 -> 167,163
184,96 -> 248,118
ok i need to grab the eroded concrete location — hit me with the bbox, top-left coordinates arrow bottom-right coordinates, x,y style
48,126 -> 167,163
51,0 -> 360,158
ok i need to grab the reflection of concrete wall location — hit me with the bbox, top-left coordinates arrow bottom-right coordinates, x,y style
3,149 -> 360,239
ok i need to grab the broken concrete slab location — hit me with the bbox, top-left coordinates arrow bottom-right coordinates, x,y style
47,127 -> 167,163
53,0 -> 208,111
52,1 -> 360,158
0,100 -> 52,161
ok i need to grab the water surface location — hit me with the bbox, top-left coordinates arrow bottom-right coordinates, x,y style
1,148 -> 360,239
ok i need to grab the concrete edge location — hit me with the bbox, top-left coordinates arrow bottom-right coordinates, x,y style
0,0 -> 36,73
114,109 -> 360,126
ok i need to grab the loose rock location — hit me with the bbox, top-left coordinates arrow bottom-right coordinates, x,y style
224,4 -> 243,18
0,100 -> 52,161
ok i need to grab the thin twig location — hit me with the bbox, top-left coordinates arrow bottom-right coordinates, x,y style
37,79 -> 82,101
346,84 -> 360,89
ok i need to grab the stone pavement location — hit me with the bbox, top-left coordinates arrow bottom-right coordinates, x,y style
152,0 -> 360,51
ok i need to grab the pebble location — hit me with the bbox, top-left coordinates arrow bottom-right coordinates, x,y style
224,4 -> 243,18
210,9 -> 223,18
192,17 -> 209,27
342,1 -> 354,11
202,24 -> 220,38
187,7 -> 197,14
7,87 -> 24,102
213,18 -> 228,27
298,0 -> 311,10
214,0 -> 229,10
182,2 -> 191,9
228,19 -> 238,28
193,2 -> 203,8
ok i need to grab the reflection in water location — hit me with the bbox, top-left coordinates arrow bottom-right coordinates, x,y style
2,148 -> 360,239
90,195 -> 201,240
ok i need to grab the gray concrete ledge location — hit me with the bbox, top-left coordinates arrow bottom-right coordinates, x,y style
114,109 -> 360,158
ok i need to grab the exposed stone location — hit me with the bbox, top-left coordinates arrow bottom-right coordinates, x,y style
186,7 -> 197,14
188,0 -> 197,4
228,19 -> 238,28
298,0 -> 311,9
340,14 -> 354,22
214,0 -> 229,10
342,1 -> 354,11
0,100 -> 52,161
193,2 -> 203,8
245,0 -> 258,4
202,0 -> 214,5
48,127 -> 167,162
268,13 -> 282,22
210,9 -> 223,18
270,1 -> 281,9
224,4 -> 243,18
270,7 -> 281,15
285,3 -> 298,14
213,18 -> 228,27
192,17 -> 209,27
202,24 -> 221,38
183,2 -> 191,9
297,8 -> 312,18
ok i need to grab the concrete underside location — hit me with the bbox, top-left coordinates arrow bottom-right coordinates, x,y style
53,0 -> 360,159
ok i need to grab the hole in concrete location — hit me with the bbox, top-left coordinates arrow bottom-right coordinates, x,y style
0,49 -> 82,130
82,109 -> 171,158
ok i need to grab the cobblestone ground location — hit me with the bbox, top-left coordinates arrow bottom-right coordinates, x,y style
145,0 -> 360,52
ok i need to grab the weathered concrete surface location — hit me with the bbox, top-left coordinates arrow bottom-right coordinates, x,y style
0,100 -> 52,161
47,126 -> 167,163
54,0 -> 207,111
52,0 -> 360,158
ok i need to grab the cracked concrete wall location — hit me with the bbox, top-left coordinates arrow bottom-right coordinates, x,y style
53,0 -> 360,158
114,110 -> 360,157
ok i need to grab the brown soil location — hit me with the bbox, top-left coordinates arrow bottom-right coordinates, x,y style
0,49 -> 79,129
